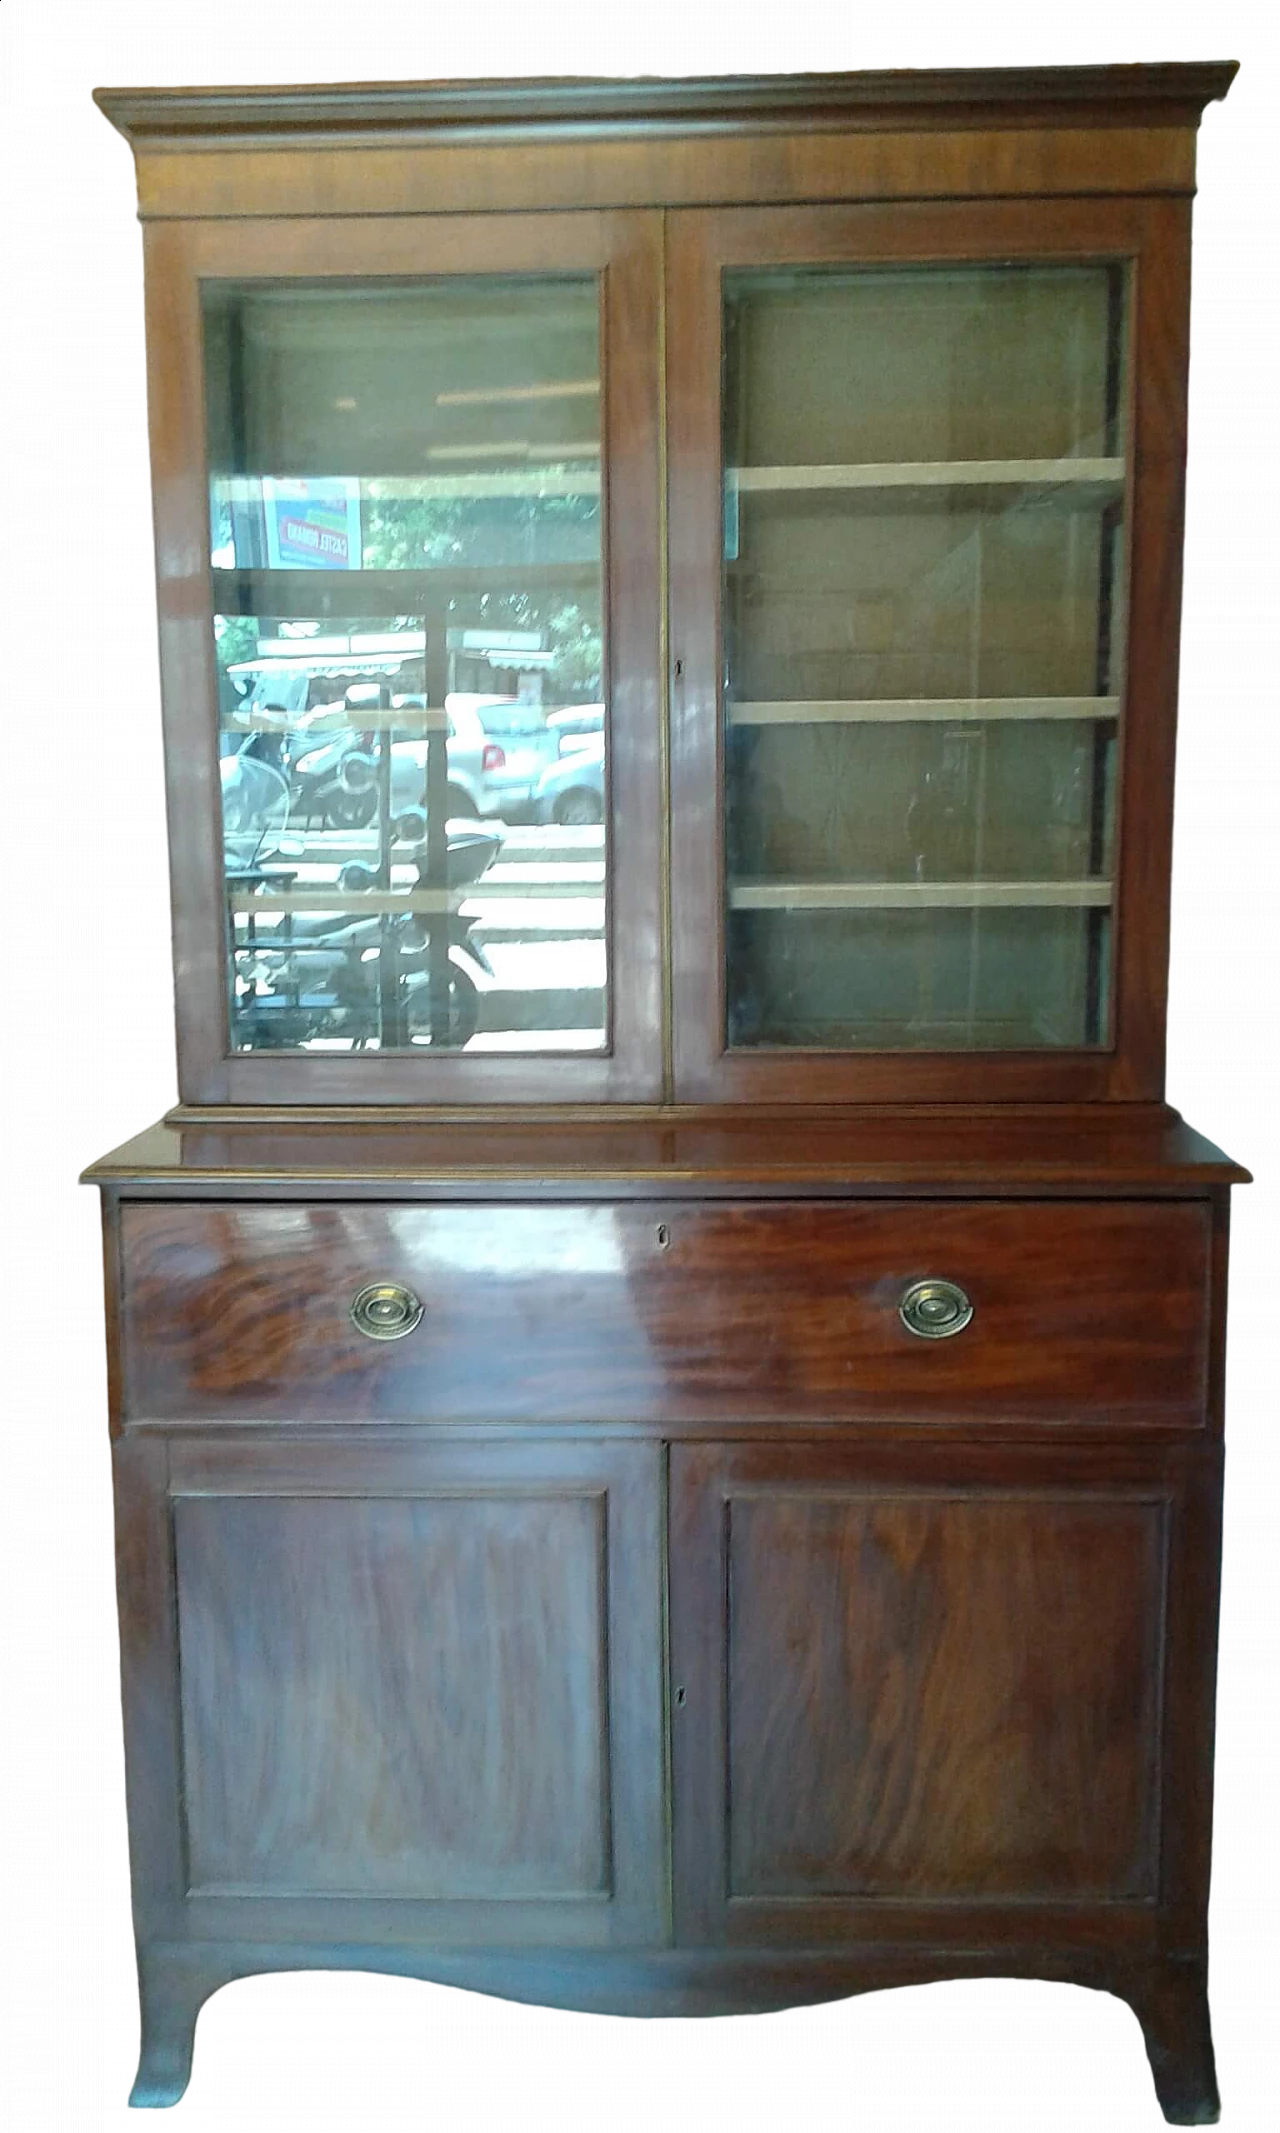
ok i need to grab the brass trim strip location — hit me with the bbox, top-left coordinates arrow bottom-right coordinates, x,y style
658,209 -> 675,1105
659,1441 -> 675,1944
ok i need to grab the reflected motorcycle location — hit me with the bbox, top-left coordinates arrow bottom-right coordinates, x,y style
231,820 -> 503,1050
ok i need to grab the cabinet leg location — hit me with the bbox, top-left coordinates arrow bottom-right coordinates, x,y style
130,1947 -> 218,2108
1125,1960 -> 1220,2126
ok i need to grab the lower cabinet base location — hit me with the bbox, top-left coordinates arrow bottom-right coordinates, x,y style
131,1939 -> 1218,2123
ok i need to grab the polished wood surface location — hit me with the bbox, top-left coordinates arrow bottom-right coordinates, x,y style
83,1103 -> 1249,1195
90,64 -> 1241,2125
122,1936 -> 1217,2119
723,1484 -> 1162,1900
176,1490 -> 610,1897
96,68 -> 1237,227
118,1195 -> 1209,1427
94,65 -> 1239,142
668,195 -> 1194,1104
670,1437 -> 1217,1955
120,110 -> 1220,1117
121,1434 -> 665,1953
144,211 -> 664,1106
120,128 -> 1205,224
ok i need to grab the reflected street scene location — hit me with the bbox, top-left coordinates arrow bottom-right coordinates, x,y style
204,276 -> 608,1052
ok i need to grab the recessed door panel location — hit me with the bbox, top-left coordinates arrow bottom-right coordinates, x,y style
166,1436 -> 664,1947
671,1440 -> 1176,1947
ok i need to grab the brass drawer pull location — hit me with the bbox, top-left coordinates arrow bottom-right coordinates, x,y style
350,1282 -> 424,1341
899,1278 -> 973,1340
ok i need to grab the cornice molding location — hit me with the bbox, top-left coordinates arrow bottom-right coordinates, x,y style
94,64 -> 1239,150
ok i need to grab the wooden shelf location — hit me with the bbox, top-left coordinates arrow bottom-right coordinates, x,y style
230,875 -> 605,916
728,696 -> 1121,727
227,708 -> 449,733
399,470 -> 599,498
214,469 -> 600,501
729,880 -> 1113,912
212,563 -> 599,616
730,458 -> 1125,493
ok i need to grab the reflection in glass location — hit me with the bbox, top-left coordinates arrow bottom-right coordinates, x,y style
722,264 -> 1129,1052
204,279 -> 607,1054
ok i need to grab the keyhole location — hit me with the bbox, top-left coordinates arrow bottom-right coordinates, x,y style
673,658 -> 684,680
656,1223 -> 671,1250
674,1686 -> 687,1707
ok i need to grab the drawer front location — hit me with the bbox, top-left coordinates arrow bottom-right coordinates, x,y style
117,1198 -> 1210,1426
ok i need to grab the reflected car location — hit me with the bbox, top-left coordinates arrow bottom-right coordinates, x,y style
304,695 -> 547,828
289,695 -> 489,828
219,734 -> 291,861
533,733 -> 605,825
546,704 -> 605,751
385,695 -> 561,823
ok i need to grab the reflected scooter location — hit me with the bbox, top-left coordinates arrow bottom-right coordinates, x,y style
233,810 -> 503,1049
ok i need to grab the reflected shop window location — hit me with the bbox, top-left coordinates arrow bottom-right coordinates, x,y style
721,263 -> 1129,1053
205,278 -> 609,1053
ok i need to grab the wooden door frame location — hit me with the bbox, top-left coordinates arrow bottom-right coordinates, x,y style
142,209 -> 666,1105
666,195 -> 1192,1104
114,1430 -> 667,1951
668,1434 -> 1221,1953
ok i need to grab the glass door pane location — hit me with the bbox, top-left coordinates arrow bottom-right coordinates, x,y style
205,278 -> 606,1055
722,264 -> 1128,1051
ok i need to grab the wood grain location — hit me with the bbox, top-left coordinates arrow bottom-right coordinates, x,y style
669,1438 -> 1215,1964
724,1488 -> 1164,1900
175,1488 -> 610,1897
118,1196 -> 1211,1427
134,1434 -> 665,1950
122,1936 -> 1216,2112
94,65 -> 1238,147
120,127 -> 1205,224
84,1104 -> 1249,1200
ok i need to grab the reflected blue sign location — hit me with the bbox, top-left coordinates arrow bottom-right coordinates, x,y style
263,478 -> 363,570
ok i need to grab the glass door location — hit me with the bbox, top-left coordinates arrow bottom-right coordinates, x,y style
150,214 -> 662,1104
668,201 -> 1180,1104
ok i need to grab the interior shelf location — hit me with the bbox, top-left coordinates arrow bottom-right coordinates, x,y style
230,876 -> 605,916
729,458 -> 1125,494
728,696 -> 1121,727
729,880 -> 1114,912
226,707 -> 450,732
212,563 -> 599,614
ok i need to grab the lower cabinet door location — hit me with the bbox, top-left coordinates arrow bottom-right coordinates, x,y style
128,1434 -> 666,1948
669,1439 -> 1210,1948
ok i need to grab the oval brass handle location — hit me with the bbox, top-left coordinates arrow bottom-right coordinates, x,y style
350,1281 -> 424,1341
899,1278 -> 973,1340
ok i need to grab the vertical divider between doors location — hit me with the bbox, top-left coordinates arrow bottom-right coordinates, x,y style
657,210 -> 675,1103
659,1439 -> 674,1943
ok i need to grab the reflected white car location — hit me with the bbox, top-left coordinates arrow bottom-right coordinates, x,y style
533,734 -> 605,826
298,695 -> 564,826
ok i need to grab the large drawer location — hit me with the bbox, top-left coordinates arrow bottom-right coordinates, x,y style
116,1198 -> 1211,1426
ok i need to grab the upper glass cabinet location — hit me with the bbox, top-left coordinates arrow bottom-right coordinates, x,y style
128,186 -> 1186,1108
721,261 -> 1129,1055
204,276 -> 608,1058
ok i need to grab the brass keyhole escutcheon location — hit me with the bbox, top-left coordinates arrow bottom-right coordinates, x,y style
350,1282 -> 424,1341
899,1278 -> 973,1340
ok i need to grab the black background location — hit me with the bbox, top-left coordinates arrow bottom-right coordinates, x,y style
25,62 -> 1254,2115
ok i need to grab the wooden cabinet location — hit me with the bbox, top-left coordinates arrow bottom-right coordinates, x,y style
87,64 -> 1245,2125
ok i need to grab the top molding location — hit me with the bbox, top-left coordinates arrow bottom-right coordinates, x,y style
94,63 -> 1238,148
